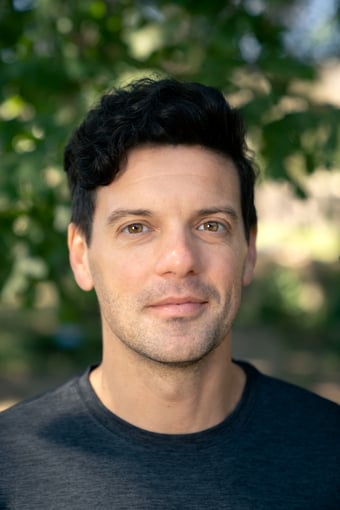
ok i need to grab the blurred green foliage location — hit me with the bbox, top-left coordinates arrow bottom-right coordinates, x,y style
1,0 -> 339,365
240,260 -> 340,349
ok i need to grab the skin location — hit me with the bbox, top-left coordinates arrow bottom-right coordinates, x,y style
68,145 -> 257,433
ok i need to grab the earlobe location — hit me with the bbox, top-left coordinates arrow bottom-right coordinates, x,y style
68,223 -> 94,291
243,226 -> 257,286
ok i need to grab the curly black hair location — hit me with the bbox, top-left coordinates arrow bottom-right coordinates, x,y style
64,77 -> 257,243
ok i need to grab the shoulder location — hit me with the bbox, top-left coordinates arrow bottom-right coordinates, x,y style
0,371 -> 85,437
261,368 -> 339,413
242,360 -> 340,439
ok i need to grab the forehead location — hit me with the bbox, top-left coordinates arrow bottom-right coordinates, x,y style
96,145 -> 241,211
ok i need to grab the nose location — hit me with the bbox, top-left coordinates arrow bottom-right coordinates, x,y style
154,228 -> 201,278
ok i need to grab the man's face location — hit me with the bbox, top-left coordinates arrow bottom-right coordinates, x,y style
69,145 -> 256,366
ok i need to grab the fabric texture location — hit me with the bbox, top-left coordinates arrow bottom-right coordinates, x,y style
1,361 -> 339,509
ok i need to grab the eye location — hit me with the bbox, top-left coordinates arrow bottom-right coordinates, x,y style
197,221 -> 226,232
122,223 -> 149,234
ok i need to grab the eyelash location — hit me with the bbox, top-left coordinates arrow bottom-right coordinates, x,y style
197,221 -> 227,233
122,223 -> 149,234
121,220 -> 228,236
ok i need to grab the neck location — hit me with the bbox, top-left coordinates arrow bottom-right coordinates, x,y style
89,338 -> 246,434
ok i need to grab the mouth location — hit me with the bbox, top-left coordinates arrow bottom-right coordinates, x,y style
147,296 -> 208,318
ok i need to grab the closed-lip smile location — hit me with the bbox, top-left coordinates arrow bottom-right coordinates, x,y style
150,296 -> 207,306
147,296 -> 208,317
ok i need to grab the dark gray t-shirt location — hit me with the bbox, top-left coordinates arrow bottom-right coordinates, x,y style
1,361 -> 339,509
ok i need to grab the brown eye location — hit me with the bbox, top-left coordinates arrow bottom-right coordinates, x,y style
124,223 -> 147,234
198,221 -> 225,232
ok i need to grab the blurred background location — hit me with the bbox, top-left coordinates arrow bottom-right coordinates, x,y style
1,0 -> 339,410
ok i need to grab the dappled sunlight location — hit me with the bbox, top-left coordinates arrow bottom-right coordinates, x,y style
256,170 -> 340,264
1,0 -> 339,409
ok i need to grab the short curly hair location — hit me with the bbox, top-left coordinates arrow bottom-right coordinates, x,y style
64,77 -> 257,243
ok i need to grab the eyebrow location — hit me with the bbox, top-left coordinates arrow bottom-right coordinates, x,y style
106,206 -> 239,226
195,207 -> 239,221
106,209 -> 153,226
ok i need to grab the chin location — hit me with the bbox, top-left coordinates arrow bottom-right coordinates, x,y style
141,340 -> 225,369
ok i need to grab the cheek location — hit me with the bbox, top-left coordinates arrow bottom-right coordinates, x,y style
103,250 -> 150,290
209,252 -> 248,295
212,246 -> 245,275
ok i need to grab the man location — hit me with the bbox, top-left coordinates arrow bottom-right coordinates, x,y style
1,78 -> 339,509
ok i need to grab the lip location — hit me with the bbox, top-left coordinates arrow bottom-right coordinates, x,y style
149,296 -> 207,306
147,296 -> 208,318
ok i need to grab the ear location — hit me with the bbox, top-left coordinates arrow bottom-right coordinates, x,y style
242,226 -> 257,286
68,223 -> 94,291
